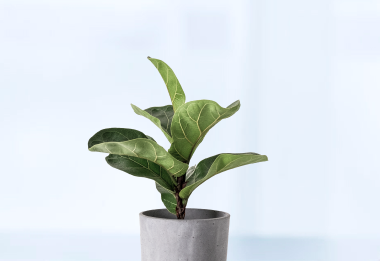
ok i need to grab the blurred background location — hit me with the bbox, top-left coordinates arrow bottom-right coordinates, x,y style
1,0 -> 380,260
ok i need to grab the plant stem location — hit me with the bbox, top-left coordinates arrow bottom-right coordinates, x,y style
175,175 -> 186,219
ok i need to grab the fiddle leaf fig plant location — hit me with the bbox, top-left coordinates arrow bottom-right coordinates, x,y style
88,57 -> 268,219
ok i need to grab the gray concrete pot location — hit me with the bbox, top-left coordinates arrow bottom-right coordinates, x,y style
139,208 -> 230,261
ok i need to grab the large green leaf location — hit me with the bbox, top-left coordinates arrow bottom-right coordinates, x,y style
88,128 -> 148,148
155,182 -> 177,214
168,100 -> 241,164
147,57 -> 186,111
106,152 -> 178,215
89,138 -> 188,177
131,104 -> 174,143
180,153 -> 268,199
106,154 -> 175,191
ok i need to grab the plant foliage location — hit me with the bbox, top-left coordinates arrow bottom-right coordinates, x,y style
88,57 -> 268,219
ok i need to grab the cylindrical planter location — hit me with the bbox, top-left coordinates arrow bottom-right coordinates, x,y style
139,208 -> 230,261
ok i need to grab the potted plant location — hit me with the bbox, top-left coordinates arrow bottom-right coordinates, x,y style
88,57 -> 268,261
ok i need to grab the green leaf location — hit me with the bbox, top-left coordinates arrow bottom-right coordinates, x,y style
185,165 -> 196,181
88,128 -> 147,148
179,153 -> 268,199
89,138 -> 188,177
155,182 -> 177,215
106,152 -> 178,215
131,104 -> 174,143
168,100 -> 241,163
145,105 -> 174,135
106,154 -> 175,191
147,57 -> 186,111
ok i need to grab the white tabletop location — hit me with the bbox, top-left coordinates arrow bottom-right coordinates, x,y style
1,232 -> 379,261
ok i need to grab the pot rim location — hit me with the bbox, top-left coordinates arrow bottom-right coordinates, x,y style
139,208 -> 230,221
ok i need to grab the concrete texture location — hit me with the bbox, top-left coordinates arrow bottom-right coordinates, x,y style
139,208 -> 230,261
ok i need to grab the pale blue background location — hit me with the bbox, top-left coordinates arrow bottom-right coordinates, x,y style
1,0 -> 380,260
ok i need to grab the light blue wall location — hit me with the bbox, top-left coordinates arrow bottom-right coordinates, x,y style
0,0 -> 379,240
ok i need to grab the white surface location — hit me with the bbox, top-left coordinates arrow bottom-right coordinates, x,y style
1,232 -> 379,261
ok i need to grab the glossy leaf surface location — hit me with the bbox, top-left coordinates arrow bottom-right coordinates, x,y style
106,154 -> 175,191
168,100 -> 240,164
148,57 -> 186,111
131,104 -> 174,143
88,128 -> 147,148
89,138 -> 188,177
179,153 -> 268,199
155,182 -> 177,214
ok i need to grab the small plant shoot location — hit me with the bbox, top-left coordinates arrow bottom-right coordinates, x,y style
88,57 -> 268,219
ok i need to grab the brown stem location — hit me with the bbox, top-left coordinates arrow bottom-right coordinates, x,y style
175,175 -> 187,219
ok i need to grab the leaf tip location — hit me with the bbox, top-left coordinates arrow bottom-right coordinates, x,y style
88,143 -> 100,152
130,103 -> 138,111
147,56 -> 151,59
227,100 -> 241,109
